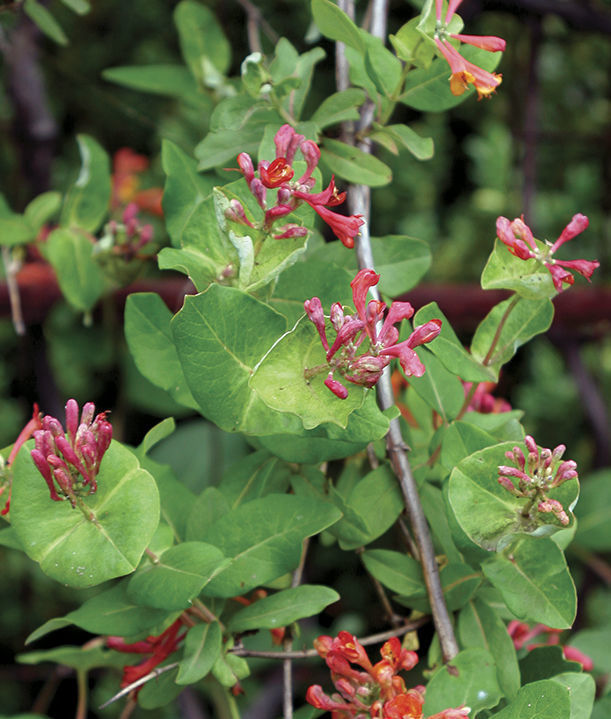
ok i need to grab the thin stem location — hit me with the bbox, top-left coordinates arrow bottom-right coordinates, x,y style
99,663 -> 179,710
118,697 -> 137,719
483,295 -> 520,366
2,246 -> 25,335
359,548 -> 403,627
337,0 -> 459,664
283,538 -> 310,719
236,0 -> 279,48
191,598 -> 225,629
230,617 -> 429,659
75,670 -> 87,719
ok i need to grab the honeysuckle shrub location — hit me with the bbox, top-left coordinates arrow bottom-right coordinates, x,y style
0,1 -> 607,718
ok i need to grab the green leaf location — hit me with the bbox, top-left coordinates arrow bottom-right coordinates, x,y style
320,138 -> 392,187
26,580 -> 169,643
482,239 -> 556,300
127,542 -> 228,610
177,621 -> 222,685
575,469 -> 611,551
250,316 -> 366,431
24,192 -> 62,234
229,585 -> 339,632
471,297 -> 554,380
333,464 -> 403,550
491,679 -> 571,719
45,228 -> 105,312
519,646 -> 583,684
310,89 -> 366,130
0,214 -> 34,247
161,140 -> 215,248
311,0 -> 365,53
60,135 -> 111,233
390,17 -> 436,66
407,348 -> 466,422
394,562 -> 481,613
400,45 -> 503,112
423,648 -> 502,716
568,625 -> 611,674
125,293 -> 197,409
138,663 -> 182,708
172,285 -> 306,435
199,494 -> 342,597
174,0 -> 231,81
186,488 -> 231,543
23,0 -> 68,45
58,0 -> 90,14
102,65 -> 198,99
269,259 -> 354,326
11,441 -> 160,588
440,421 -> 498,472
310,234 -> 431,297
364,38 -> 403,97
17,645 -> 121,672
415,302 -> 495,382
448,442 -> 578,551
458,599 -> 520,699
361,549 -> 423,595
551,673 -> 595,719
218,450 -> 291,509
482,535 -> 577,629
371,123 -> 434,161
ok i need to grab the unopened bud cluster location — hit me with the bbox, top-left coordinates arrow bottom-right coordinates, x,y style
95,202 -> 154,262
306,631 -> 470,719
306,269 -> 441,398
31,399 -> 112,506
498,435 -> 578,525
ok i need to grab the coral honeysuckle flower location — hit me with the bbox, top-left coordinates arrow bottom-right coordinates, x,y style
231,124 -> 364,248
496,214 -> 599,292
433,0 -> 505,98
307,632 -> 470,718
107,619 -> 187,694
305,269 -> 441,399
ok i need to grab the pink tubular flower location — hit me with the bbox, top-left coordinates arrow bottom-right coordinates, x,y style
463,381 -> 511,414
30,399 -> 112,506
507,621 -> 593,672
107,618 -> 187,695
307,632 -> 470,718
304,269 -> 441,399
434,0 -> 505,98
496,214 -> 599,292
231,124 -> 364,248
498,435 -> 577,527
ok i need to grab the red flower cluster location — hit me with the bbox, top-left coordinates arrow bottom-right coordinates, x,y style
507,621 -> 593,671
433,0 -> 505,98
230,124 -> 364,247
305,269 -> 441,399
30,399 -> 112,506
496,214 -> 599,292
498,435 -> 578,526
463,381 -> 511,414
97,202 -> 154,261
306,631 -> 470,718
107,618 -> 187,694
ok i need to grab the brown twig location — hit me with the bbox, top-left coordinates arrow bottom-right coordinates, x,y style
230,616 -> 430,659
337,0 -> 459,664
236,0 -> 279,53
283,537 -> 310,719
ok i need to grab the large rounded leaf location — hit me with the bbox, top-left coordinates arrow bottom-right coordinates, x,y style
11,441 -> 160,588
448,442 -> 578,552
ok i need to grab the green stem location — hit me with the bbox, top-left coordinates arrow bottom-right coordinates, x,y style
269,90 -> 296,126
75,670 -> 87,719
455,294 -> 520,421
208,681 -> 241,719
